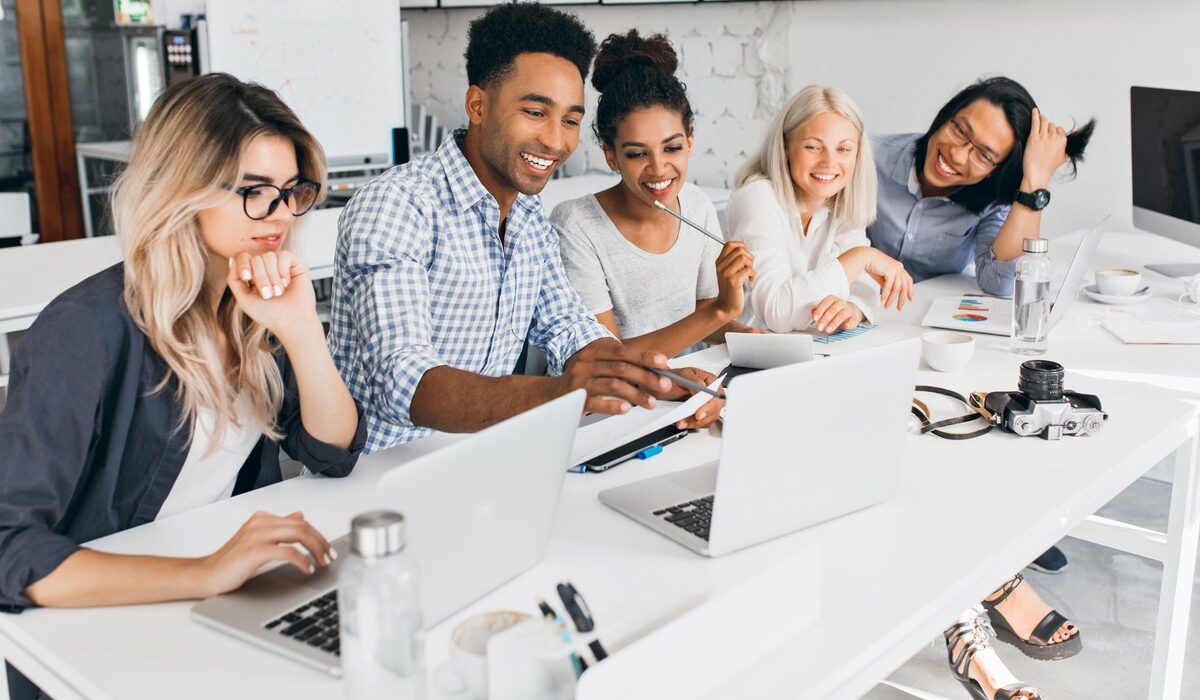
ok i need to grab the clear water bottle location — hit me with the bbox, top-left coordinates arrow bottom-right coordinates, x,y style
339,511 -> 425,699
1011,237 -> 1053,355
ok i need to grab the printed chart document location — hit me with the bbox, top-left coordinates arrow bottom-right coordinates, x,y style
569,377 -> 722,467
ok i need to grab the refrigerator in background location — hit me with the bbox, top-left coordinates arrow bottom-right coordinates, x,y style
121,24 -> 163,128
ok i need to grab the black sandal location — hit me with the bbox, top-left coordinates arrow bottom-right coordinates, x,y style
983,573 -> 1082,661
944,610 -> 1041,700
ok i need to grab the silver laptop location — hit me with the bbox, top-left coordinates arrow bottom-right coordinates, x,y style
192,390 -> 585,675
725,331 -> 815,369
599,340 -> 919,557
921,216 -> 1109,336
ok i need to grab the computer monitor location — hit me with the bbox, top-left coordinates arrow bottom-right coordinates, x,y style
1131,86 -> 1200,277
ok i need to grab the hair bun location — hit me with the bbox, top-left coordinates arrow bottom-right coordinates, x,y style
592,30 -> 678,93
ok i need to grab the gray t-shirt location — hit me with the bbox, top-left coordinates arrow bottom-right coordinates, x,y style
551,183 -> 721,340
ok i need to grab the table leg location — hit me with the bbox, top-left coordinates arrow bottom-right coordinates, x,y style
77,151 -> 93,238
1149,427 -> 1200,700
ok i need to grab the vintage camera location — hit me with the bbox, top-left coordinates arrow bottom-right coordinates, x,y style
983,360 -> 1107,440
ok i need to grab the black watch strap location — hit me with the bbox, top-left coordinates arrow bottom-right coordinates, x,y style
1015,188 -> 1051,211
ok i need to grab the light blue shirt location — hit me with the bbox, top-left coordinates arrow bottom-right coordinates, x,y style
866,133 -> 1015,296
328,131 -> 611,452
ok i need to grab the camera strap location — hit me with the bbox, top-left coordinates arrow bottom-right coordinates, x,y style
911,385 -> 994,440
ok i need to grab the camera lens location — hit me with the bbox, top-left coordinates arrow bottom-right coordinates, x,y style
1018,360 -> 1065,401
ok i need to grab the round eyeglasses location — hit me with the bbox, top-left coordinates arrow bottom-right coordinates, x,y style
230,179 -> 321,220
943,119 -> 999,171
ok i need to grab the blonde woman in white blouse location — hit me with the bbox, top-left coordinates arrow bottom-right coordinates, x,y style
727,85 -> 913,334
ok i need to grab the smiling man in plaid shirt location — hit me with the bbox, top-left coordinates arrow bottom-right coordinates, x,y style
328,4 -> 719,452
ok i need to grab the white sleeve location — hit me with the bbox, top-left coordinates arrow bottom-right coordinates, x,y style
833,226 -> 881,322
726,182 -> 850,332
830,225 -> 871,257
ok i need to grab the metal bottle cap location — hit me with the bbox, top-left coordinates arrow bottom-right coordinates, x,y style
1022,237 -> 1049,254
350,510 -> 406,558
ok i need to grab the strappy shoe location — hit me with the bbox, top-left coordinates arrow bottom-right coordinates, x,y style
983,573 -> 1082,661
944,609 -> 1042,700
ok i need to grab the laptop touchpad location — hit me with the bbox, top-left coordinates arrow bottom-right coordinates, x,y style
665,461 -> 718,495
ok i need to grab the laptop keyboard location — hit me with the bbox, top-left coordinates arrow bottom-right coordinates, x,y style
653,495 -> 713,541
263,590 -> 341,656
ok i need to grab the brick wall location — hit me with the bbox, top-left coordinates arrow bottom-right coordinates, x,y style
404,1 -> 794,189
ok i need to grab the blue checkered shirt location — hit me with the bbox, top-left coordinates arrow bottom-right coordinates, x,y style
328,132 -> 612,452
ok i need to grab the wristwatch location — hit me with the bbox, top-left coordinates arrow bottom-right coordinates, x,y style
1015,188 -> 1051,211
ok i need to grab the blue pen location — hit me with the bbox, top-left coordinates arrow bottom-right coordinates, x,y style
558,616 -> 585,677
636,444 -> 664,460
538,598 -> 585,677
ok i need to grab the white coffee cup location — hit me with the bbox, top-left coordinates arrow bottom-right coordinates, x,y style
1094,267 -> 1142,296
487,619 -> 577,700
449,611 -> 532,699
921,331 -> 975,372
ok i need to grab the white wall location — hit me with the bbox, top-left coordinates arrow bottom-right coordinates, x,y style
152,0 -> 205,27
404,0 -> 1200,237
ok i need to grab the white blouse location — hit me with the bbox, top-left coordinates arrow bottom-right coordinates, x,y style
156,404 -> 262,521
725,179 -> 880,332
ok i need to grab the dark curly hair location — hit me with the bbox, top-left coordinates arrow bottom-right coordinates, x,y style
592,30 -> 694,148
465,3 -> 597,89
915,76 -> 1096,213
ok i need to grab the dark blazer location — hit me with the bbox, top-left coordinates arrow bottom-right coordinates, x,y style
0,264 -> 366,611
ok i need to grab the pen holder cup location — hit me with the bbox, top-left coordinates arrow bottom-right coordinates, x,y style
486,619 -> 578,700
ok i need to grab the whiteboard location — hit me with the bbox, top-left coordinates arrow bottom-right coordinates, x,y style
204,0 -> 404,165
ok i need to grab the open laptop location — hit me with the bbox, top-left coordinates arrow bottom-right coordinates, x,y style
192,390 -> 585,675
599,339 -> 919,557
921,216 -> 1109,336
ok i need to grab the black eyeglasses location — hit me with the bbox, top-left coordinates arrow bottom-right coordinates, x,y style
944,119 -> 999,170
229,179 -> 321,220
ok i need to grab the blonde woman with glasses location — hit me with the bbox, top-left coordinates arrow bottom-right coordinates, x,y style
726,85 -> 913,335
0,74 -> 363,621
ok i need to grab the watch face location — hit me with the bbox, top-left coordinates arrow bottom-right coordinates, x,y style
1035,190 -> 1051,208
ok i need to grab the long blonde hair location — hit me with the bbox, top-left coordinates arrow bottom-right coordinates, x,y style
110,73 -> 327,445
737,85 -> 877,230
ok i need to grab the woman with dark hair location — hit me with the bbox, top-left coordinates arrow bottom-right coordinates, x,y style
868,76 -> 1095,297
550,30 -> 758,359
869,76 -> 1090,698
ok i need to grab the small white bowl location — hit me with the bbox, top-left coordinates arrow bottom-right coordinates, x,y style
1094,267 -> 1142,296
921,331 -> 976,372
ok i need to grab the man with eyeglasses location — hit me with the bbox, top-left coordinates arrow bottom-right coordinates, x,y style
867,76 -> 1094,297
866,75 -> 1097,665
327,3 -> 720,452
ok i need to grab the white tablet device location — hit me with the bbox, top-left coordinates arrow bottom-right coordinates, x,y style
725,332 -> 815,370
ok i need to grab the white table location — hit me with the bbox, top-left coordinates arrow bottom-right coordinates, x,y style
0,340 -> 1194,700
2,227 -> 1199,699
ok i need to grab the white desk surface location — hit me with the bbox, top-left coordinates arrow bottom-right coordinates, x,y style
1,226 -> 1199,700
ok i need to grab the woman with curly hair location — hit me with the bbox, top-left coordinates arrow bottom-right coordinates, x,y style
551,30 -> 759,358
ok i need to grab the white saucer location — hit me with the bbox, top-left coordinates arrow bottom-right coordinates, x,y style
1081,284 -> 1153,305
